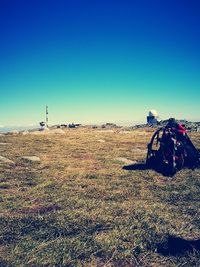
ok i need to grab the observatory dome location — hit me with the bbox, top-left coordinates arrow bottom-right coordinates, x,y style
149,109 -> 158,117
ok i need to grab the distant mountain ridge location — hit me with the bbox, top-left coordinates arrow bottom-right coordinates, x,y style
0,126 -> 38,133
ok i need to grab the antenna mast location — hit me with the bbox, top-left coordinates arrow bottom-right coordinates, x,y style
46,105 -> 49,127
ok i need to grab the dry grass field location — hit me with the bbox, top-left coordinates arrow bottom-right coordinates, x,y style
0,128 -> 200,266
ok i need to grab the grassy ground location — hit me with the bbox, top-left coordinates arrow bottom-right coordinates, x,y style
0,128 -> 200,266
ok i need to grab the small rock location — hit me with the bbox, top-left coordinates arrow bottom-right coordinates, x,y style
10,130 -> 19,134
131,148 -> 146,153
22,156 -> 41,162
51,129 -> 65,134
98,139 -> 105,143
0,156 -> 15,164
114,157 -> 137,164
0,143 -> 11,145
22,131 -> 29,135
119,131 -> 131,134
97,130 -> 114,133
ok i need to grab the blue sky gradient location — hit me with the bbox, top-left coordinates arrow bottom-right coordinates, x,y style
0,0 -> 200,126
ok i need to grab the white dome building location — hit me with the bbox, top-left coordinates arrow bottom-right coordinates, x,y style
147,109 -> 159,124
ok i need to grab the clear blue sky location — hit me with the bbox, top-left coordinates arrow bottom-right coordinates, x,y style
0,0 -> 200,126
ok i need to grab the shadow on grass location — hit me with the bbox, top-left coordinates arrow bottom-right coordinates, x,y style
122,163 -> 147,171
157,235 -> 200,256
122,163 -> 175,177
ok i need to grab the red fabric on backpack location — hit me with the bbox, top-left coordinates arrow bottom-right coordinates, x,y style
178,123 -> 187,133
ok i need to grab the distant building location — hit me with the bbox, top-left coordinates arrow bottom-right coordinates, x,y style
68,123 -> 81,128
147,110 -> 159,125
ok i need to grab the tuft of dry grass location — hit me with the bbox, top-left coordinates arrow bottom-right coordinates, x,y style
0,128 -> 200,266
